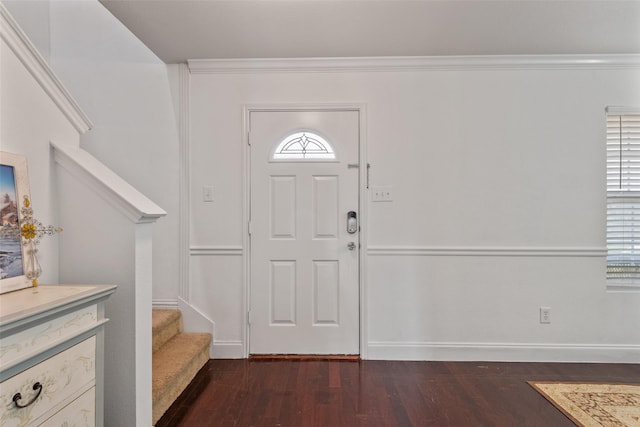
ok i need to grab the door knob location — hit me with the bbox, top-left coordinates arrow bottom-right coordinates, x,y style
347,242 -> 356,251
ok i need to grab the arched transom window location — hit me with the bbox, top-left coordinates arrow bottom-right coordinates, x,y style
272,131 -> 336,160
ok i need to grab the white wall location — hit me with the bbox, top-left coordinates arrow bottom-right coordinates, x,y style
4,0 -> 180,302
47,0 -> 180,303
4,2 -> 177,424
6,0 -> 638,365
0,20 -> 79,285
189,60 -> 640,361
3,0 -> 50,60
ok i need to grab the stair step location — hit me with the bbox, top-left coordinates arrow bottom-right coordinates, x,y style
152,309 -> 182,353
152,332 -> 211,424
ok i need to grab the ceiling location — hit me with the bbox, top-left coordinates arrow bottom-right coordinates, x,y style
99,0 -> 640,64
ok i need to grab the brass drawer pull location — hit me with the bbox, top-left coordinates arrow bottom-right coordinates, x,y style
12,382 -> 43,409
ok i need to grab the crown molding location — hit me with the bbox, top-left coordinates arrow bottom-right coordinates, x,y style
188,54 -> 640,74
51,142 -> 166,224
0,3 -> 92,134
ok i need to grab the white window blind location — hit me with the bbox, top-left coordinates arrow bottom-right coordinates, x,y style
606,113 -> 640,280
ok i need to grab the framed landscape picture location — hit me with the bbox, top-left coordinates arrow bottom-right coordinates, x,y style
0,151 -> 31,294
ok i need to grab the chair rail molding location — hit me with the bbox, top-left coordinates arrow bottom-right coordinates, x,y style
0,3 -> 92,134
190,246 -> 244,256
367,246 -> 607,257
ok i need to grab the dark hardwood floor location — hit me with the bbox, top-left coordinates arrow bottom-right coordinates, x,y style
156,359 -> 640,427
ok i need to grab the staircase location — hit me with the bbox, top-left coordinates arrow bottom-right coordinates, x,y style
152,309 -> 212,425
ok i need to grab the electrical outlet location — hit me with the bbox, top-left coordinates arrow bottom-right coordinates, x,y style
371,186 -> 393,202
540,307 -> 551,324
202,186 -> 214,202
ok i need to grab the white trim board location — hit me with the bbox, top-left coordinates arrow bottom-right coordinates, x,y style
367,341 -> 640,363
212,340 -> 244,359
606,106 -> 640,115
367,246 -> 607,257
0,3 -> 92,133
178,298 -> 215,358
152,299 -> 178,310
52,143 -> 166,224
191,245 -> 606,258
178,64 -> 191,302
190,246 -> 243,256
189,54 -> 640,74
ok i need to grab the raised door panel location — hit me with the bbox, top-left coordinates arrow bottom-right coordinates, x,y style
312,176 -> 339,239
312,261 -> 339,325
270,261 -> 297,325
270,176 -> 296,239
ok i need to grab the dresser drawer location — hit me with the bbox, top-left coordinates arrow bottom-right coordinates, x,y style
0,336 -> 96,427
0,305 -> 98,371
38,387 -> 95,427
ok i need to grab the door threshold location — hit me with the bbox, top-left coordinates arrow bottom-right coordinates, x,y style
249,354 -> 360,361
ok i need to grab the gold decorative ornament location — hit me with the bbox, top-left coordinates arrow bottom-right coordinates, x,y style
1,195 -> 62,287
21,223 -> 37,240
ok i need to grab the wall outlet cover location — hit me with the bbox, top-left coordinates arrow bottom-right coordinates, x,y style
540,307 -> 551,324
371,186 -> 393,202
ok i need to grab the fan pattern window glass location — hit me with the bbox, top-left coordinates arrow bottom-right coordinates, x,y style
273,131 -> 335,160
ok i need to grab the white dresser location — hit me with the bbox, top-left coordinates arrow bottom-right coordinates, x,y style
0,285 -> 116,427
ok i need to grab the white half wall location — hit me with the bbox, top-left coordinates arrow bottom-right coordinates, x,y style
55,164 -> 152,426
187,58 -> 640,361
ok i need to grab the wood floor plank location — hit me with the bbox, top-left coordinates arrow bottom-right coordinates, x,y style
155,360 -> 640,427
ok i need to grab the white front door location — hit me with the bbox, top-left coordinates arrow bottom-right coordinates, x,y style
249,109 -> 360,355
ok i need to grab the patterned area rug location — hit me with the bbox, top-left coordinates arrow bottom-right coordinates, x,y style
529,382 -> 640,427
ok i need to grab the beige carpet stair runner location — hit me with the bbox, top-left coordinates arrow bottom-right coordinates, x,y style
152,309 -> 211,425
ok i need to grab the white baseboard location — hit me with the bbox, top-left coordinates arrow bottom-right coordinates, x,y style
367,341 -> 640,363
152,299 -> 178,309
211,340 -> 244,359
177,298 -> 216,358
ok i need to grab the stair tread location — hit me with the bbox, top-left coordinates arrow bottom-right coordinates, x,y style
152,309 -> 181,332
152,332 -> 211,424
152,332 -> 211,394
152,309 -> 183,353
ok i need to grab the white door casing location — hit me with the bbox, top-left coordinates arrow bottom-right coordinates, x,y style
249,109 -> 360,355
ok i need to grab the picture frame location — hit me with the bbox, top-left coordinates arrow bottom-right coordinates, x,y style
0,151 -> 31,294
